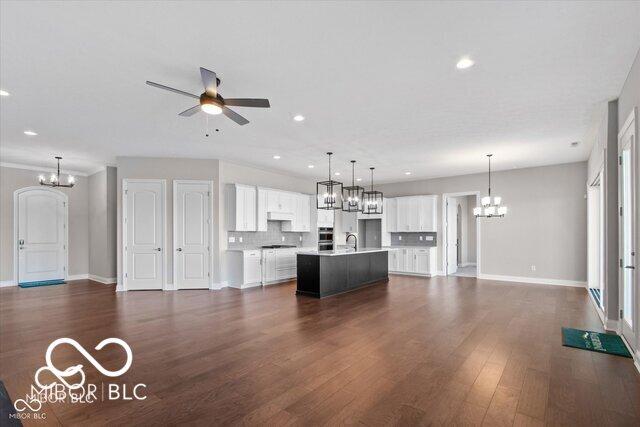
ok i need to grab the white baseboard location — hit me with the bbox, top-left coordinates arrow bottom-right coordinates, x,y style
212,281 -> 228,290
67,274 -> 89,281
88,274 -> 116,284
228,282 -> 261,290
0,280 -> 16,288
604,318 -> 619,333
635,350 -> 640,374
477,273 -> 586,288
116,285 -> 125,292
460,262 -> 477,267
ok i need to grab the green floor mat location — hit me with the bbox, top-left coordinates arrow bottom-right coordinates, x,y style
561,327 -> 632,358
18,279 -> 65,288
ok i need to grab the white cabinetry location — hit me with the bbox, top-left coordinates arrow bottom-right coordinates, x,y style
283,194 -> 311,232
317,208 -> 334,228
394,195 -> 437,232
228,184 -> 257,231
227,249 -> 262,288
342,211 -> 358,233
261,249 -> 277,283
388,246 -> 436,276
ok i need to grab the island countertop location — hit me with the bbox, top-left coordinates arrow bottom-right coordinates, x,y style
296,247 -> 394,257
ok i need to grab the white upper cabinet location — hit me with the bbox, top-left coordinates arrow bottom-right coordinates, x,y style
228,184 -> 257,231
342,211 -> 357,233
257,187 -> 268,231
283,193 -> 311,232
393,195 -> 437,232
317,208 -> 334,228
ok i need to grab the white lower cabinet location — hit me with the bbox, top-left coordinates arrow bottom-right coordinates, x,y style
262,249 -> 277,283
388,247 -> 436,276
227,250 -> 262,288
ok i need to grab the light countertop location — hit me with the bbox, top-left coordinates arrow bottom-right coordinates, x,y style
297,248 -> 393,257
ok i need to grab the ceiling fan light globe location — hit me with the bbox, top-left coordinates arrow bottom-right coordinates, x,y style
201,104 -> 222,115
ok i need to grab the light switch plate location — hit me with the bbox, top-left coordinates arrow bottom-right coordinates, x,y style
282,236 -> 285,242
419,236 -> 423,241
229,236 -> 235,243
425,236 -> 434,241
398,236 -> 402,240
239,237 -> 243,243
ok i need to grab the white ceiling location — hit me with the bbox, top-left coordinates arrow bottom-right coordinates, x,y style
1,1 -> 639,182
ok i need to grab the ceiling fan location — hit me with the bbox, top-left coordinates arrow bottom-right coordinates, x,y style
146,67 -> 270,125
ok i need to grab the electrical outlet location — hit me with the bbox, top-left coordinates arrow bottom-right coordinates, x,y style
398,236 -> 402,241
531,265 -> 536,271
228,236 -> 235,243
425,236 -> 434,241
419,236 -> 423,241
239,237 -> 243,243
282,236 -> 285,242
299,236 -> 302,242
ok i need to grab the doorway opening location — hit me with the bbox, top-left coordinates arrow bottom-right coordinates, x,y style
443,192 -> 480,278
587,171 -> 605,312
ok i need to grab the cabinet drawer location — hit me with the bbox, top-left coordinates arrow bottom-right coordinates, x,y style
276,267 -> 296,280
244,250 -> 261,258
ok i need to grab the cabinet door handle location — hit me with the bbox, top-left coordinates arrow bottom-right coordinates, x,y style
156,248 -> 162,251
624,265 -> 635,269
176,248 -> 182,252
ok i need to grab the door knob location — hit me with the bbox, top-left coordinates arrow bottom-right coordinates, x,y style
624,265 -> 635,269
156,248 -> 162,251
176,248 -> 182,252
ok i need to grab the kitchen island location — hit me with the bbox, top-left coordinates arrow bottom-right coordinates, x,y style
296,248 -> 389,298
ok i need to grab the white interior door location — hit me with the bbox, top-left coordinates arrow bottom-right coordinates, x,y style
17,189 -> 66,283
174,181 -> 211,289
619,112 -> 637,350
125,180 -> 165,290
446,198 -> 458,275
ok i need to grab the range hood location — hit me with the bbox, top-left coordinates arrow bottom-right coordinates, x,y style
267,211 -> 294,221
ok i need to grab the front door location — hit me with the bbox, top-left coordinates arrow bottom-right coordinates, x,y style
446,198 -> 458,275
619,110 -> 637,350
174,181 -> 211,289
125,180 -> 165,290
17,189 -> 66,283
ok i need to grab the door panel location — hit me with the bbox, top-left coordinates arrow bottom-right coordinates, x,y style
126,181 -> 164,290
619,113 -> 636,349
175,181 -> 210,289
447,198 -> 458,274
18,189 -> 66,283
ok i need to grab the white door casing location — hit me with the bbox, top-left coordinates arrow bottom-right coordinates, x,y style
441,192 -> 481,277
123,180 -> 166,290
618,109 -> 637,350
446,197 -> 458,275
15,187 -> 68,284
173,180 -> 212,289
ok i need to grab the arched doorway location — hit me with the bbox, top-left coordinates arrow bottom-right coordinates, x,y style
13,187 -> 68,285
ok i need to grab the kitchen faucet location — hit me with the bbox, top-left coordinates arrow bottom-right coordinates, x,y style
346,233 -> 358,251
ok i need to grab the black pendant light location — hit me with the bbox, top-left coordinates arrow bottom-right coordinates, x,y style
473,154 -> 507,218
362,167 -> 383,214
38,156 -> 75,188
316,152 -> 343,210
342,160 -> 364,212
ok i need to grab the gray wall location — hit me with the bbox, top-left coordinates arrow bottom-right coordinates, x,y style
88,167 -> 117,279
0,165 -> 89,281
377,162 -> 588,282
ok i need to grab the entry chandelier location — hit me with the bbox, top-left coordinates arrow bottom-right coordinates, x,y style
474,154 -> 506,218
362,167 -> 383,214
38,156 -> 75,188
316,152 -> 343,210
342,160 -> 364,212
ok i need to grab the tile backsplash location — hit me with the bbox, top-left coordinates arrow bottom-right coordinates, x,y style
390,232 -> 437,247
228,221 -> 311,249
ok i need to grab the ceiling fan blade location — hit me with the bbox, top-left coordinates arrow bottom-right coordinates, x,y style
178,105 -> 201,117
223,98 -> 270,108
200,67 -> 218,97
222,106 -> 249,125
146,81 -> 199,99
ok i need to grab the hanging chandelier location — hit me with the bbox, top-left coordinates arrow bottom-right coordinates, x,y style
316,152 -> 343,210
38,156 -> 75,188
362,167 -> 383,214
474,154 -> 506,218
342,160 -> 364,212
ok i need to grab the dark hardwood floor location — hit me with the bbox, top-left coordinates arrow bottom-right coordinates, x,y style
1,275 -> 639,426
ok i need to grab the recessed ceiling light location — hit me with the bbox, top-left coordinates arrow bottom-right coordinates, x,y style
293,115 -> 305,122
0,89 -> 9,97
273,155 -> 281,159
307,164 -> 314,168
405,172 -> 411,175
334,172 -> 340,176
456,57 -> 474,69
24,130 -> 38,136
